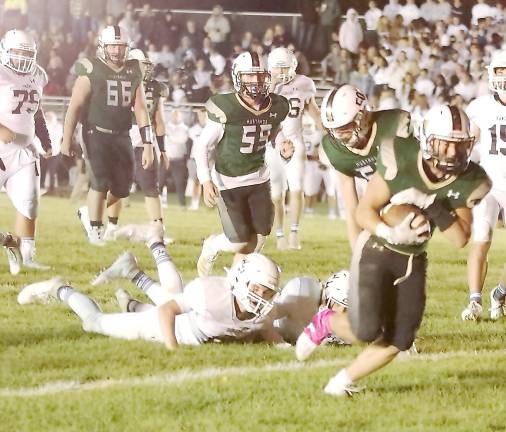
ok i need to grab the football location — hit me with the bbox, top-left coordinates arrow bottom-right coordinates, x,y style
380,203 -> 429,231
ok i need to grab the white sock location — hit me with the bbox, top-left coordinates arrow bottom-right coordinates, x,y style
20,237 -> 35,262
61,288 -> 101,324
191,197 -> 199,208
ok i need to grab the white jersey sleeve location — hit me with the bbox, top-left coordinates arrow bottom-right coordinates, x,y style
466,94 -> 506,190
0,64 -> 46,150
275,75 -> 317,139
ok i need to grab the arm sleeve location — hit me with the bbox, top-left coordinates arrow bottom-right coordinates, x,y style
194,120 -> 224,183
34,109 -> 51,152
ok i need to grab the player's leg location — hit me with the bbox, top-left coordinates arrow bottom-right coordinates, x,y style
0,231 -> 21,275
186,158 -> 201,210
285,147 -> 305,250
463,193 -> 499,320
104,198 -> 121,240
197,186 -> 252,277
6,155 -> 49,269
265,144 -> 288,249
321,165 -> 337,219
303,160 -> 319,216
488,191 -> 506,319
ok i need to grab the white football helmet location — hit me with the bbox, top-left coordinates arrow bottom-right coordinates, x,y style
232,51 -> 271,102
320,84 -> 371,148
98,25 -> 130,65
420,104 -> 475,175
322,270 -> 350,309
228,253 -> 281,319
0,29 -> 37,74
128,48 -> 153,79
488,50 -> 506,94
268,47 -> 297,85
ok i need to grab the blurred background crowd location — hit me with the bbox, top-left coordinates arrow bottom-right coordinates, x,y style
1,0 -> 504,210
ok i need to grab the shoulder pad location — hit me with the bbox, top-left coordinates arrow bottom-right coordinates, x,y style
206,95 -> 229,124
296,75 -> 317,94
74,58 -> 94,76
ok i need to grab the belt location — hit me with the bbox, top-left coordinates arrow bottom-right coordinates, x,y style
307,155 -> 319,161
95,126 -> 127,135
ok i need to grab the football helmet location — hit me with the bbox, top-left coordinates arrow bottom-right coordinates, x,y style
322,270 -> 350,309
0,29 -> 37,74
488,50 -> 506,94
228,253 -> 281,319
128,48 -> 153,79
320,84 -> 371,148
232,51 -> 271,103
419,104 -> 475,175
98,25 -> 130,65
268,47 -> 297,85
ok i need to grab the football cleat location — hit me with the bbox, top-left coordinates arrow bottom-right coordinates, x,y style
3,233 -> 22,275
197,234 -> 218,277
115,288 -> 133,313
103,223 -> 119,241
288,231 -> 301,250
276,236 -> 287,250
91,251 -> 139,285
324,374 -> 364,398
461,300 -> 483,321
489,286 -> 506,320
17,276 -> 65,304
88,226 -> 106,247
295,308 -> 334,361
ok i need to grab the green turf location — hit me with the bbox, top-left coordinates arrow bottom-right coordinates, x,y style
1,193 -> 506,431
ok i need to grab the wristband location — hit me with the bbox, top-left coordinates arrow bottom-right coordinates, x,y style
139,125 -> 154,144
156,134 -> 165,152
424,201 -> 456,231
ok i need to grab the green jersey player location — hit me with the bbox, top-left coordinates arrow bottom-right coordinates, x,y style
61,26 -> 154,246
320,84 -> 413,249
195,51 -> 290,277
302,105 -> 491,397
105,49 -> 170,246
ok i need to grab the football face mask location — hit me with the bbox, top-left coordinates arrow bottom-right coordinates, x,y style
238,71 -> 271,103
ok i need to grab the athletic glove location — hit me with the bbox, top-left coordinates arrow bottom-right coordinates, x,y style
375,213 -> 429,245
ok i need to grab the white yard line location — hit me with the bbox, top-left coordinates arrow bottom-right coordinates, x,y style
1,349 -> 503,398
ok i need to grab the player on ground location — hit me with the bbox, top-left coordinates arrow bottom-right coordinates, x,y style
61,25 -> 153,246
104,48 -> 169,242
18,252 -> 286,349
0,29 -> 53,271
462,50 -> 506,321
301,105 -> 490,397
320,84 -> 414,250
194,51 -> 290,277
267,47 -> 322,250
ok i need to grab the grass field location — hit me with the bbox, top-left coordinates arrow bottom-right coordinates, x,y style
2,193 -> 506,431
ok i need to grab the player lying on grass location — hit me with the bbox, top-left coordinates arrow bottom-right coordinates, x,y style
17,250 -> 288,349
296,104 -> 491,397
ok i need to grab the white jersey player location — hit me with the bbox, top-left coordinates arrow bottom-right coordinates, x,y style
301,114 -> 337,219
266,47 -> 322,250
463,50 -> 506,321
18,252 -> 285,349
186,109 -> 206,211
0,29 -> 51,271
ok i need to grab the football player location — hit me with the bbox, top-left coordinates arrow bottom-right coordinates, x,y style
320,84 -> 413,250
104,49 -> 170,243
186,108 -> 207,211
266,47 -> 323,250
18,252 -> 286,349
61,26 -> 154,246
301,114 -> 337,219
301,105 -> 491,397
0,29 -> 52,271
194,51 -> 291,277
462,50 -> 506,321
